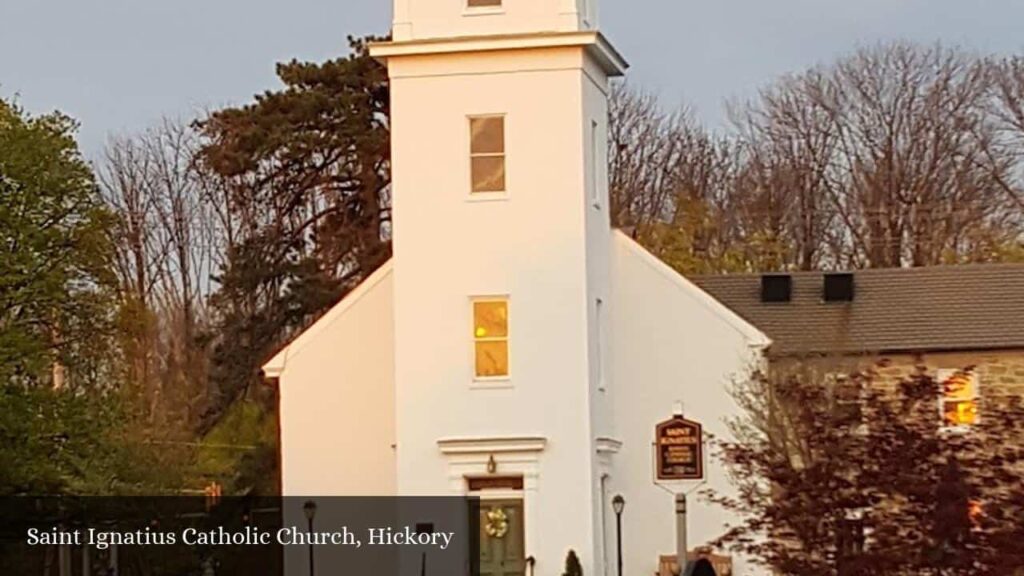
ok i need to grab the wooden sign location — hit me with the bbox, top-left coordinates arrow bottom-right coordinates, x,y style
655,416 -> 703,481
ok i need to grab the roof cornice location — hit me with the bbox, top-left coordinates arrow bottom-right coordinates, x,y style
369,30 -> 628,77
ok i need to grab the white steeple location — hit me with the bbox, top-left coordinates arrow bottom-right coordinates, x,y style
370,5 -> 626,576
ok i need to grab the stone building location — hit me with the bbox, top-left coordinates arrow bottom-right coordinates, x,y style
695,264 -> 1024,428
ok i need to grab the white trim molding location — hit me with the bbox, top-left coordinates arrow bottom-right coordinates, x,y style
437,436 -> 547,494
438,435 -> 547,455
369,31 -> 628,77
262,260 -> 394,379
612,230 -> 772,348
595,436 -> 622,472
595,436 -> 622,455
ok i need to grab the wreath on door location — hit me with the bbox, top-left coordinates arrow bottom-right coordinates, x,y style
485,507 -> 509,538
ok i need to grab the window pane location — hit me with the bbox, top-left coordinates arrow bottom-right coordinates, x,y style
475,341 -> 509,378
837,519 -> 865,556
472,156 -> 506,193
474,301 -> 508,338
942,372 -> 977,402
944,400 -> 978,427
471,117 -> 504,154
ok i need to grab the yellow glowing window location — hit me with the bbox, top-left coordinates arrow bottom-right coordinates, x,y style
939,369 -> 979,427
470,116 -> 505,193
473,300 -> 509,378
969,500 -> 984,529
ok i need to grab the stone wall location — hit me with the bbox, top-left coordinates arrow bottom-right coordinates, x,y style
770,348 -> 1024,400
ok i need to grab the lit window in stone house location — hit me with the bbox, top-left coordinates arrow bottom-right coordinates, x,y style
939,369 -> 979,427
473,299 -> 509,378
969,500 -> 984,529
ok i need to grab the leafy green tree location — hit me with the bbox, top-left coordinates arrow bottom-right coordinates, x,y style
0,383 -> 109,494
0,99 -> 180,495
0,99 -> 115,389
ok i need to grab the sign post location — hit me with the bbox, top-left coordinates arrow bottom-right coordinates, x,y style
654,413 -> 705,575
676,493 -> 687,573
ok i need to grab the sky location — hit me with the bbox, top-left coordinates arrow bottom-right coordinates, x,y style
2,0 -> 1023,160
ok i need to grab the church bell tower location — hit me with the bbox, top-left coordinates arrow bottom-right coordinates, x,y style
371,1 -> 626,575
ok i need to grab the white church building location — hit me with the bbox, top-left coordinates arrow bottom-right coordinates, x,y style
263,1 -> 771,575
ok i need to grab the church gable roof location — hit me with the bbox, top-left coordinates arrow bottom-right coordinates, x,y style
262,260 -> 394,378
612,230 -> 771,347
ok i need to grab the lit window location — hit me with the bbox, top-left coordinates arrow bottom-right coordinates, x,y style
468,0 -> 501,7
473,299 -> 509,378
938,369 -> 979,428
969,500 -> 984,529
470,116 -> 506,193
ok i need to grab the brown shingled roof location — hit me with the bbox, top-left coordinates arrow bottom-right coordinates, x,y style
692,264 -> 1024,356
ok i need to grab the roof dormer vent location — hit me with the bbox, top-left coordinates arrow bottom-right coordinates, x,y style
761,275 -> 792,303
824,273 -> 855,302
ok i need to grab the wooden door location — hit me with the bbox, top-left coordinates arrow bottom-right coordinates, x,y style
479,500 -> 525,576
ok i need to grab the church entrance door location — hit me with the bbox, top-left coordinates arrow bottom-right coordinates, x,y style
479,499 -> 525,576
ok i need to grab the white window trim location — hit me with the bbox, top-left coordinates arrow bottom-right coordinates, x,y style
471,296 -> 512,387
463,0 -> 504,16
464,7 -> 505,16
468,114 -> 509,200
937,368 -> 980,432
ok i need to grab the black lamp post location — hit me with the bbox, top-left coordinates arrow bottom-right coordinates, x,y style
303,500 -> 317,576
612,495 -> 625,576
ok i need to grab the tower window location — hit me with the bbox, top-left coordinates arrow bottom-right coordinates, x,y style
468,0 -> 501,7
470,116 -> 506,193
473,299 -> 509,378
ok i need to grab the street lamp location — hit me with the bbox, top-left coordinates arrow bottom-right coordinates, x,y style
612,495 -> 625,576
303,500 -> 317,576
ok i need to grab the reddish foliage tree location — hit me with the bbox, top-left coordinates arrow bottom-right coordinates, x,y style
713,360 -> 1024,575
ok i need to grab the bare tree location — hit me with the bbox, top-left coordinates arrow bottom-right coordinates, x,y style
992,55 -> 1024,139
730,69 -> 841,270
991,55 -> 1024,215
610,86 -> 746,273
99,118 -> 225,428
832,44 -> 1012,267
733,43 -> 1023,269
